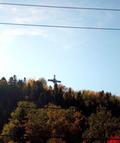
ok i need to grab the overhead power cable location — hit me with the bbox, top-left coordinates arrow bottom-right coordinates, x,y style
0,22 -> 120,31
0,2 -> 120,12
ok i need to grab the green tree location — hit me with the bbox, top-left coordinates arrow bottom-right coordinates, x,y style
1,101 -> 36,143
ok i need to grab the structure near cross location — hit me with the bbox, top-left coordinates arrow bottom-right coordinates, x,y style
48,75 -> 61,89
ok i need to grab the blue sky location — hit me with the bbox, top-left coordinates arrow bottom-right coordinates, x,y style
0,0 -> 120,95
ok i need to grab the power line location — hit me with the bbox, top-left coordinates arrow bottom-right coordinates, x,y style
0,2 -> 120,12
0,22 -> 120,31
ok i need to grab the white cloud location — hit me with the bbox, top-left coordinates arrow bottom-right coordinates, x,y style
14,17 -> 33,23
0,27 -> 48,72
0,28 -> 48,49
13,7 -> 48,23
0,5 -> 49,23
1,27 -> 48,37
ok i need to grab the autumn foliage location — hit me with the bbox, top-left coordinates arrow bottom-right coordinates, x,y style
0,75 -> 120,143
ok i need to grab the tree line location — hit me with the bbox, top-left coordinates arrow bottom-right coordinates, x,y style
0,75 -> 120,143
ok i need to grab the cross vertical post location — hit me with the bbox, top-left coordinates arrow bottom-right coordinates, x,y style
48,75 -> 61,91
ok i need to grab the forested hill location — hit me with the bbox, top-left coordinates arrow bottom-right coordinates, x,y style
0,75 -> 120,143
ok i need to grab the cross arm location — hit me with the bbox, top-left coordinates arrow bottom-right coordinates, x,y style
55,80 -> 61,83
48,79 -> 53,82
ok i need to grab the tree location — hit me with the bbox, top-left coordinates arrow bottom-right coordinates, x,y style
0,77 -> 7,86
84,107 -> 120,142
47,138 -> 66,143
25,108 -> 50,143
1,101 -> 36,143
47,105 -> 86,143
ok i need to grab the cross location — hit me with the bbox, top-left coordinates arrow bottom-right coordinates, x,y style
48,75 -> 61,88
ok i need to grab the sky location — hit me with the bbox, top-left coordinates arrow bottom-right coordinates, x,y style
0,0 -> 120,95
